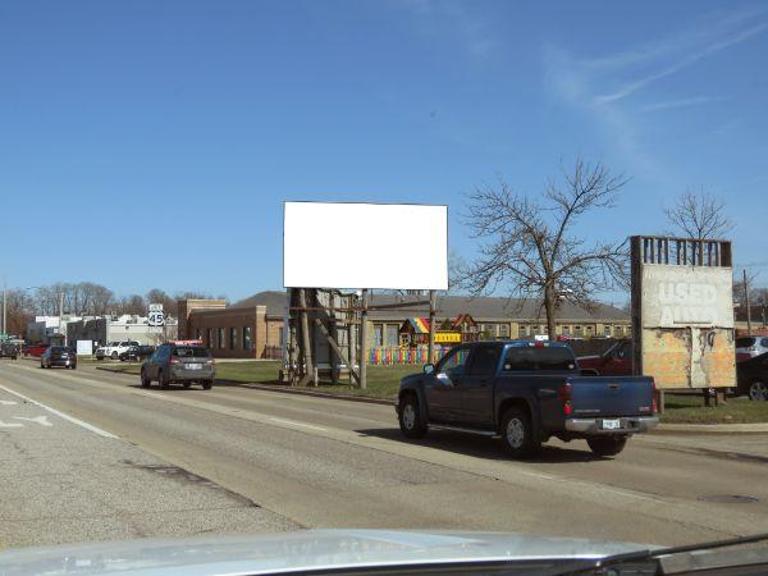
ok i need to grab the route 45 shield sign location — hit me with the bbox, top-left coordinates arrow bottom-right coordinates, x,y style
148,304 -> 165,327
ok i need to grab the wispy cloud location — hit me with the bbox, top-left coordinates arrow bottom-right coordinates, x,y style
399,0 -> 496,60
641,95 -> 724,113
545,7 -> 767,108
542,7 -> 767,180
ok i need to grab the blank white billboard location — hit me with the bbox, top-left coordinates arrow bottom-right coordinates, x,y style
284,202 -> 448,290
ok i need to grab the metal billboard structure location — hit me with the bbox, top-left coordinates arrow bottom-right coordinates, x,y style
631,236 -> 736,391
282,202 -> 448,388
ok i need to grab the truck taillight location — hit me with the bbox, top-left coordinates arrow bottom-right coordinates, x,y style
651,380 -> 658,414
169,357 -> 180,365
558,383 -> 572,416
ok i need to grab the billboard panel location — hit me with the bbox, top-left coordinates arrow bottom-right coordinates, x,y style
283,202 -> 448,290
631,236 -> 735,390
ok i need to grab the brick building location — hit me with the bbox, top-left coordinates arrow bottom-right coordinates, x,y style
178,290 -> 631,360
178,292 -> 285,359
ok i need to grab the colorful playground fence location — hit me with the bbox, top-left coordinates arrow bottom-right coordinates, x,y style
368,346 -> 452,366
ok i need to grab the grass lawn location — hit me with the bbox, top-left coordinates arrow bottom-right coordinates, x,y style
660,393 -> 768,424
97,361 -> 768,423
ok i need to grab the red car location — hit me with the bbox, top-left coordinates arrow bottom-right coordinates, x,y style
577,340 -> 633,376
23,344 -> 49,358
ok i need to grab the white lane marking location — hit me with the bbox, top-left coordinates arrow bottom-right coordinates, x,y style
14,415 -> 52,427
0,419 -> 23,428
0,384 -> 118,439
269,417 -> 327,432
0,400 -> 17,406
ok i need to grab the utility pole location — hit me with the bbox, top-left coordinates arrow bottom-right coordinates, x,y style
59,291 -> 65,344
427,290 -> 436,364
359,289 -> 368,390
2,280 -> 6,337
743,269 -> 752,335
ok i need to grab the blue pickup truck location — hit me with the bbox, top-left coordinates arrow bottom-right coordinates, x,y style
396,340 -> 658,458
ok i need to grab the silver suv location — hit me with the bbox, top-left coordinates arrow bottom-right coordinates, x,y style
140,343 -> 215,390
736,336 -> 768,362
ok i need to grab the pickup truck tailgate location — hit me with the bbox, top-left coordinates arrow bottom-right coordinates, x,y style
568,376 -> 654,417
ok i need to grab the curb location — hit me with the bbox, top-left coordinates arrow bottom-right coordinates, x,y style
652,423 -> 768,435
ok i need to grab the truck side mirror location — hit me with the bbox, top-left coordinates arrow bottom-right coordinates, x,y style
423,363 -> 435,375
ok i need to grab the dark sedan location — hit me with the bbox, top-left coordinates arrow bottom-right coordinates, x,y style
119,344 -> 155,362
737,351 -> 768,400
40,346 -> 77,370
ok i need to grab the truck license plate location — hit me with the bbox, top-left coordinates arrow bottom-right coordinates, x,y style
187,363 -> 202,370
601,419 -> 621,430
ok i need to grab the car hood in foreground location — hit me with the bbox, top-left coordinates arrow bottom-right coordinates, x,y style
0,529 -> 648,576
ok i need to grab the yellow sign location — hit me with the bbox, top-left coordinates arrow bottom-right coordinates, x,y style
434,332 -> 461,344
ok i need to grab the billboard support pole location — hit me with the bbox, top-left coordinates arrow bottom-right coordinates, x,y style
744,269 -> 752,335
298,288 -> 314,387
359,289 -> 368,390
428,290 -> 436,364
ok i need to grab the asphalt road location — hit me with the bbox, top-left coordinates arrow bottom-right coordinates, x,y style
1,358 -> 767,549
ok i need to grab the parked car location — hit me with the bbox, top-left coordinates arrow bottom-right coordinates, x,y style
119,344 -> 155,362
23,343 -> 49,357
736,351 -> 768,400
40,346 -> 77,369
396,340 -> 657,458
95,340 -> 141,360
140,343 -> 215,389
736,336 -> 768,363
0,342 -> 19,360
577,339 -> 633,376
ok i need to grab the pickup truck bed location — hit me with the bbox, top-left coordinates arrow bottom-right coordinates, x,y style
396,340 -> 658,458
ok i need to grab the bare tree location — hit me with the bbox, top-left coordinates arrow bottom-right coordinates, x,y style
117,294 -> 146,316
665,188 -> 733,240
458,158 -> 628,338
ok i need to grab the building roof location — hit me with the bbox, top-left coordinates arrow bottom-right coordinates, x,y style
229,291 -> 288,316
367,294 -> 628,322
225,290 -> 628,322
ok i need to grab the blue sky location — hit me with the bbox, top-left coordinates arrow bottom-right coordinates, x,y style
1,0 -> 766,303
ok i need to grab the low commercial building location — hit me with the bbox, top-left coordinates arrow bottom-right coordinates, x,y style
178,291 -> 631,360
66,315 -> 178,348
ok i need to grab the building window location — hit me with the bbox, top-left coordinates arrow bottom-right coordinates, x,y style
229,327 -> 237,350
574,325 -> 583,337
385,324 -> 399,346
625,325 -> 632,334
562,325 -> 571,336
373,324 -> 383,347
196,329 -> 202,340
604,325 -> 612,337
499,324 -> 510,338
278,326 -> 285,347
207,328 -> 213,348
586,326 -> 594,338
615,326 -> 624,336
218,327 -> 225,349
243,326 -> 253,351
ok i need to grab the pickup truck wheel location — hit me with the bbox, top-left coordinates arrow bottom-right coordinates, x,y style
587,436 -> 628,457
398,395 -> 427,438
110,351 -> 118,360
140,370 -> 151,388
202,380 -> 213,390
500,407 -> 540,458
182,382 -> 192,388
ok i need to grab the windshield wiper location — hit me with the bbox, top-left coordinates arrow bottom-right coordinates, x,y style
538,532 -> 768,576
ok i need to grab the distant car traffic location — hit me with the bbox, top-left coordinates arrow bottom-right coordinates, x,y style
96,340 -> 141,360
0,342 -> 19,360
736,336 -> 768,363
577,340 -> 633,376
24,343 -> 48,357
40,346 -> 77,369
140,343 -> 215,389
736,351 -> 768,400
118,344 -> 155,362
